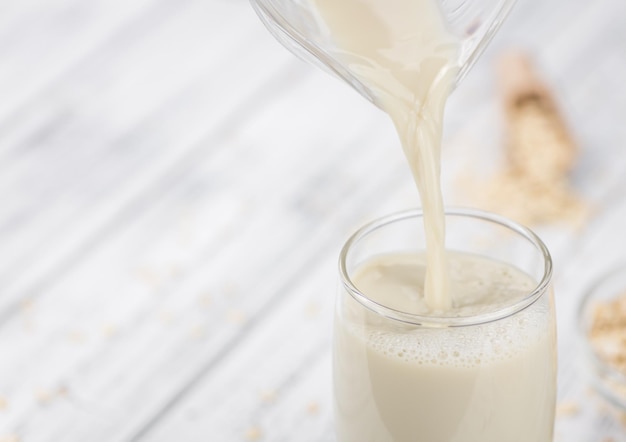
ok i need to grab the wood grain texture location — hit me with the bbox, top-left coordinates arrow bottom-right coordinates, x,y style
0,0 -> 625,441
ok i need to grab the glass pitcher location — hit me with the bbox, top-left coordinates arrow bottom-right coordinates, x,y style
249,0 -> 517,105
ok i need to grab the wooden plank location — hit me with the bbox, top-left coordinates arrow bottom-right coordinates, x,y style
0,0 -> 624,440
0,20 -> 398,438
0,0 -> 161,126
130,0 -> 626,440
0,1 -> 297,318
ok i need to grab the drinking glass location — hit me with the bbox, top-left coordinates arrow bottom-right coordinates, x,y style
335,208 -> 556,441
249,0 -> 517,105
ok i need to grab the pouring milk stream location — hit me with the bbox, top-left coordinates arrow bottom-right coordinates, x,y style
311,0 -> 458,310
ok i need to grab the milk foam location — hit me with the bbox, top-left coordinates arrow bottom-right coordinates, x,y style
349,251 -> 550,368
355,309 -> 549,368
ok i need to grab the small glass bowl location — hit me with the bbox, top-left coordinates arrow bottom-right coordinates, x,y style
578,264 -> 626,409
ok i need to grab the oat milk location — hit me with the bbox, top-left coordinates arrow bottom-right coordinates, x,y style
335,252 -> 556,441
310,0 -> 556,440
312,0 -> 458,309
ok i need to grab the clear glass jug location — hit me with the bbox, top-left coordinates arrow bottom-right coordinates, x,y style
250,0 -> 517,105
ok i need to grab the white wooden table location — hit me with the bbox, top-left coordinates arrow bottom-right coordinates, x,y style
0,0 -> 625,440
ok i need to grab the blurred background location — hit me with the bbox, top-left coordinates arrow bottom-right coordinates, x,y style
0,0 -> 626,441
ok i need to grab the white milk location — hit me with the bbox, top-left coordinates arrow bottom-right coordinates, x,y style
309,1 -> 556,440
335,252 -> 556,442
311,0 -> 459,309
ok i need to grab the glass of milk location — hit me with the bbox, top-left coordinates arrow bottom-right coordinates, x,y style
249,0 -> 517,105
335,208 -> 556,442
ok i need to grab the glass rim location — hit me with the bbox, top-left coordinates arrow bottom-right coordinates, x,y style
338,207 -> 553,327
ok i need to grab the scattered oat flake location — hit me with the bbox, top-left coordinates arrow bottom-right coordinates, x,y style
307,400 -> 320,415
34,385 -> 70,405
67,331 -> 86,344
20,299 -> 36,332
556,400 -> 579,417
0,435 -> 20,442
35,388 -> 54,405
0,396 -> 7,411
226,310 -> 246,325
618,411 -> 626,428
198,293 -> 213,308
134,267 -> 162,288
223,283 -> 239,297
102,324 -> 117,338
304,302 -> 321,318
244,426 -> 263,440
56,385 -> 69,398
259,389 -> 276,404
190,325 -> 207,339
20,299 -> 34,312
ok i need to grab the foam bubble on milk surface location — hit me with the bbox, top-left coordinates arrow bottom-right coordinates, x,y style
360,307 -> 548,368
349,251 -> 550,368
